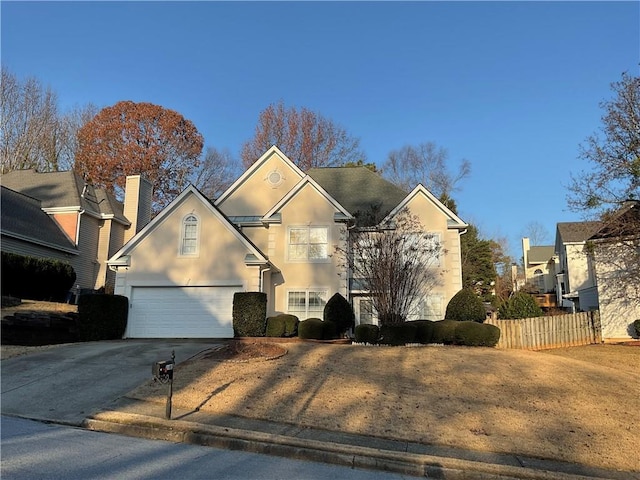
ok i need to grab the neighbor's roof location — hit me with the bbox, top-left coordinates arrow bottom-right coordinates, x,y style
527,245 -> 555,263
590,200 -> 640,240
1,169 -> 128,223
556,221 -> 602,243
307,167 -> 408,226
0,186 -> 77,253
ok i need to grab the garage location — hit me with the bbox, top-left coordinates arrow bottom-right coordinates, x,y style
127,285 -> 242,338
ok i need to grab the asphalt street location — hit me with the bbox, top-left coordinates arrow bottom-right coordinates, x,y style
1,416 -> 414,480
1,340 -> 213,424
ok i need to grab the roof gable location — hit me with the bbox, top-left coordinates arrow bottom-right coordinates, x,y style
382,184 -> 468,229
215,146 -> 305,211
308,167 -> 408,226
109,184 -> 267,264
262,175 -> 352,223
556,221 -> 602,244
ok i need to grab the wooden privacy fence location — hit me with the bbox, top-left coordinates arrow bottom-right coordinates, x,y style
484,311 -> 602,350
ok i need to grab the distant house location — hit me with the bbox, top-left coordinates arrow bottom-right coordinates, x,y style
554,221 -> 602,312
588,201 -> 640,340
1,170 -> 151,294
521,238 -> 558,308
107,146 -> 468,338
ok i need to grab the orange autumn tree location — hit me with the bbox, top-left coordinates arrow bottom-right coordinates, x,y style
241,101 -> 365,170
75,100 -> 204,209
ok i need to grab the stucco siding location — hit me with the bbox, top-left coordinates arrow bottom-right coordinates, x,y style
114,192 -> 260,299
51,212 -> 78,244
218,151 -> 303,216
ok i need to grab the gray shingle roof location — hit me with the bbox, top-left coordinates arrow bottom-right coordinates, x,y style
1,169 -> 128,223
1,186 -> 77,252
556,221 -> 602,243
527,245 -> 555,263
307,167 -> 408,226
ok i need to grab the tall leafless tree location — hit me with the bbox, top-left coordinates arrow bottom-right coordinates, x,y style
190,147 -> 240,200
241,101 -> 366,170
382,142 -> 471,198
337,211 -> 443,325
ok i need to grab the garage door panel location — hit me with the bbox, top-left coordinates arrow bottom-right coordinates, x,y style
128,286 -> 241,338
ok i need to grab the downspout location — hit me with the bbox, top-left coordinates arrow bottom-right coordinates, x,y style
260,266 -> 271,293
75,209 -> 85,247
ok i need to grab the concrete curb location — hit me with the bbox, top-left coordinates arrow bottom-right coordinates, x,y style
83,411 -> 619,480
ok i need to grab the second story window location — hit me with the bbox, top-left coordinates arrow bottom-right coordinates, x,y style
180,214 -> 199,256
288,226 -> 328,261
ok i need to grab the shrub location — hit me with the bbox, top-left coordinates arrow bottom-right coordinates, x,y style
1,252 -> 76,302
431,320 -> 458,344
445,288 -> 486,323
633,319 -> 640,338
265,314 -> 299,338
322,319 -> 338,340
324,293 -> 355,336
379,323 -> 417,346
407,320 -> 435,344
354,324 -> 379,344
498,292 -> 544,319
453,321 -> 501,347
298,318 -> 325,340
77,294 -> 128,341
232,292 -> 267,337
265,316 -> 285,337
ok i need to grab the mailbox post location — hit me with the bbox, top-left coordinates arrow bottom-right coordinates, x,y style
152,350 -> 175,420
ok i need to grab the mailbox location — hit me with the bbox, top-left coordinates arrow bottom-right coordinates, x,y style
152,360 -> 174,383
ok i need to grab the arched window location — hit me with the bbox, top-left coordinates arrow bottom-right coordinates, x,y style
181,214 -> 199,255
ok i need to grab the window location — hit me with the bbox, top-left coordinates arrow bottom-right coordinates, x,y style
288,226 -> 328,261
180,214 -> 199,255
408,295 -> 444,321
358,298 -> 376,325
288,289 -> 328,317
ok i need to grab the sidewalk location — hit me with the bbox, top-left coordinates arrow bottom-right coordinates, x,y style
84,397 -> 638,480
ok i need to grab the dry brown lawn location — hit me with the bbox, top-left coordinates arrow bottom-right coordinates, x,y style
128,341 -> 640,473
3,302 -> 638,472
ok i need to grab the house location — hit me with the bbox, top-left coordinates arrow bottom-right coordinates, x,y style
1,170 -> 151,294
554,221 -> 602,312
107,146 -> 468,338
521,238 -> 558,308
588,201 -> 640,341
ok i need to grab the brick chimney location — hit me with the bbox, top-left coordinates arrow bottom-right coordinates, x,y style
123,175 -> 153,243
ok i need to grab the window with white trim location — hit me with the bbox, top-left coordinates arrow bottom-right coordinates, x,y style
287,289 -> 328,318
288,226 -> 328,261
180,214 -> 199,255
408,295 -> 444,321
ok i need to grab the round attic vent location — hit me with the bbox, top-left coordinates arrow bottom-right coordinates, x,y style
267,169 -> 284,187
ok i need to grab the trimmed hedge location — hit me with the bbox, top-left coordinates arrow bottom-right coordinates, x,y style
445,288 -> 486,323
379,323 -> 417,346
232,292 -> 267,337
354,324 -> 380,344
454,321 -> 501,347
431,320 -> 459,344
77,294 -> 128,341
298,318 -> 337,340
407,320 -> 436,344
324,293 -> 355,336
1,252 -> 76,302
633,319 -> 640,337
266,314 -> 299,337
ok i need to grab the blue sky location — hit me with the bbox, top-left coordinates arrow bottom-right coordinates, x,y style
2,1 -> 638,258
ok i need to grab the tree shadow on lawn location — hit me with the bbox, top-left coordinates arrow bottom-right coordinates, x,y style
128,342 -> 640,472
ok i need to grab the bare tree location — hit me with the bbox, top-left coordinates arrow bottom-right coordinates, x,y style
568,73 -> 640,302
382,142 -> 471,198
190,147 -> 240,200
337,211 -> 443,325
1,67 -> 60,173
521,221 -> 551,245
241,101 -> 366,170
56,103 -> 100,171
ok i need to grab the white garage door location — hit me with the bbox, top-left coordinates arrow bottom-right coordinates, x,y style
127,286 -> 242,338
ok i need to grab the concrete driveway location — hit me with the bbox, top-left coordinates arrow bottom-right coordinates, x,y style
1,340 -> 215,425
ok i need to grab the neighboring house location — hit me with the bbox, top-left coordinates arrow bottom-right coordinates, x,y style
554,221 -> 602,312
588,201 -> 640,341
1,170 -> 151,293
521,238 -> 558,308
107,146 -> 468,338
